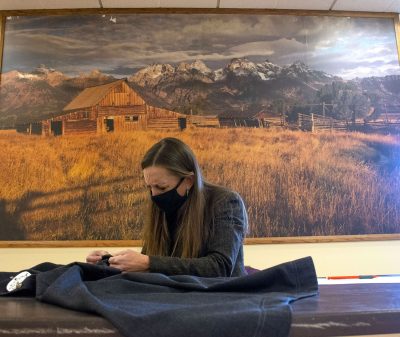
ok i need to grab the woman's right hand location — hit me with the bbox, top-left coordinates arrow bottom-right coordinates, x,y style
86,250 -> 110,264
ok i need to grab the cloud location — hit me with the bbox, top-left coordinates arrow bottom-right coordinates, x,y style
227,38 -> 305,64
338,63 -> 400,79
2,14 -> 399,79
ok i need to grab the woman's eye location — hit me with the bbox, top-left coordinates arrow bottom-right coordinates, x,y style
148,186 -> 167,193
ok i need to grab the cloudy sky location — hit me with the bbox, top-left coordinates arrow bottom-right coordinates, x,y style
2,13 -> 399,79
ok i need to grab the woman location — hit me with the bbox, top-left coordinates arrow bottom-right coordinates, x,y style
86,137 -> 248,277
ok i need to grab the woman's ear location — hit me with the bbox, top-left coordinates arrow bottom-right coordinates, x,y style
186,173 -> 195,188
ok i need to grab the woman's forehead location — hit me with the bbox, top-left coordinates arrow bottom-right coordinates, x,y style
143,166 -> 177,184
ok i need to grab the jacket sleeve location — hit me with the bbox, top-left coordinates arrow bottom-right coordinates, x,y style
148,192 -> 248,277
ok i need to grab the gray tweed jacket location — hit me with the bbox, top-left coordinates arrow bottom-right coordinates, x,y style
148,188 -> 248,277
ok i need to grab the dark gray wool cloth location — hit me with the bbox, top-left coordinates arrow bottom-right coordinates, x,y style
0,256 -> 318,337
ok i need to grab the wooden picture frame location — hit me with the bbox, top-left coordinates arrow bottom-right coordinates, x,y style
0,8 -> 399,247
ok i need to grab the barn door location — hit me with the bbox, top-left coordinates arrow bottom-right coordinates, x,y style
178,117 -> 186,130
51,121 -> 63,136
105,118 -> 114,132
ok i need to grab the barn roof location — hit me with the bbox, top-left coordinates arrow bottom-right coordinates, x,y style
63,79 -> 126,111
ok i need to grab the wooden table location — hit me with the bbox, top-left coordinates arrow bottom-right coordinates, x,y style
290,283 -> 400,336
1,283 -> 399,337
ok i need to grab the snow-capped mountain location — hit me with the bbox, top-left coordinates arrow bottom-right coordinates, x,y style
224,58 -> 259,77
129,63 -> 175,87
256,61 -> 282,80
177,59 -> 213,75
1,66 -> 67,87
130,60 -> 214,87
130,58 -> 335,88
128,58 -> 338,116
0,67 -> 116,127
64,69 -> 115,89
280,61 -> 334,83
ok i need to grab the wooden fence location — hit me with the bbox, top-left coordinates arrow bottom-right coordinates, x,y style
259,116 -> 285,127
298,113 -> 400,133
298,113 -> 348,132
218,117 -> 263,128
187,115 -> 220,127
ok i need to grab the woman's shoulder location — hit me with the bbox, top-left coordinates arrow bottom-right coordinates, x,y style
204,183 -> 244,206
203,183 -> 248,230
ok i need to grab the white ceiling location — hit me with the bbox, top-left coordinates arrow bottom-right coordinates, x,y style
0,0 -> 399,13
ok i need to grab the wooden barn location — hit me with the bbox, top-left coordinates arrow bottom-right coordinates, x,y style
16,78 -> 275,136
37,79 -> 186,136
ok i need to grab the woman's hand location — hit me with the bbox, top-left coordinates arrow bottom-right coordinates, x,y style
86,250 -> 110,264
109,249 -> 150,272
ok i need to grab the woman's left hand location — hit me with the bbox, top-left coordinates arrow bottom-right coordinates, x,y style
108,249 -> 150,272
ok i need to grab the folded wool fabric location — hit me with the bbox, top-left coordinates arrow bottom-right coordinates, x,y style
0,256 -> 318,337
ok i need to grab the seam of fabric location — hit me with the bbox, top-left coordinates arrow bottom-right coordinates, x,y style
293,259 -> 300,294
253,297 -> 267,337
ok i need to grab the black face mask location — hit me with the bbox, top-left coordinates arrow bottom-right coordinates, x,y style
151,177 -> 188,214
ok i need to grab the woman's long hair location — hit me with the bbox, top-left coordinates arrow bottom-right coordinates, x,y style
141,137 -> 208,258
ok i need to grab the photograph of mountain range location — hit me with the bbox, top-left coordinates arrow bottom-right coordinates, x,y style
1,13 -> 400,127
0,13 -> 399,242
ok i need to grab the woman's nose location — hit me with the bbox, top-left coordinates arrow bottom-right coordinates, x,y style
150,188 -> 160,196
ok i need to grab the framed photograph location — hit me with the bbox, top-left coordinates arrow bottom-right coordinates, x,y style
0,9 -> 399,247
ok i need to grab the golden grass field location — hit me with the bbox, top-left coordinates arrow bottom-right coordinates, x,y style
0,128 -> 399,241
